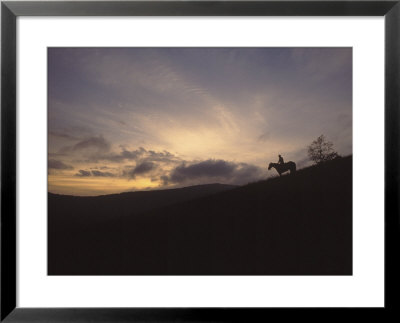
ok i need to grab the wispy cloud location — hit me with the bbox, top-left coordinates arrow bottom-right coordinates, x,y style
60,135 -> 111,154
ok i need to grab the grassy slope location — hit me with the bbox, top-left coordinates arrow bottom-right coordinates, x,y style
49,156 -> 352,275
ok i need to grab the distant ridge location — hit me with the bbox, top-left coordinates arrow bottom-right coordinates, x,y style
48,183 -> 237,223
49,183 -> 237,199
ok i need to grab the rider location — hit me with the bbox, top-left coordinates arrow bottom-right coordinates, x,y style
278,154 -> 284,164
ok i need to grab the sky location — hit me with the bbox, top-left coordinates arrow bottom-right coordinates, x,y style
48,47 -> 352,196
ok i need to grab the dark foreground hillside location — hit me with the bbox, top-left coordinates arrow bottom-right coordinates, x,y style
48,183 -> 236,224
48,156 -> 352,275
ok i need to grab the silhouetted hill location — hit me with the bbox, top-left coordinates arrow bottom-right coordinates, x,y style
49,183 -> 237,225
49,156 -> 352,275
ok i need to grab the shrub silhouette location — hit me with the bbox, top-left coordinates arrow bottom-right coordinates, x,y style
307,135 -> 340,165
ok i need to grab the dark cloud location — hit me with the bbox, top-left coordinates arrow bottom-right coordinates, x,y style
133,161 -> 156,174
91,170 -> 116,177
102,147 -> 146,163
170,160 -> 235,183
164,159 -> 264,186
146,150 -> 175,162
123,161 -> 157,179
94,147 -> 179,164
160,175 -> 170,185
75,169 -> 116,177
75,170 -> 91,177
48,159 -> 73,170
56,133 -> 179,166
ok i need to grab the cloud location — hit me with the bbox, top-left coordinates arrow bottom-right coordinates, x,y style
91,170 -> 116,177
75,170 -> 91,177
73,135 -> 110,151
147,150 -> 176,162
99,147 -> 146,163
163,159 -> 264,186
48,159 -> 73,170
61,135 -> 111,154
160,175 -> 170,185
98,166 -> 112,170
123,161 -> 157,179
75,169 -> 116,177
94,147 -> 179,164
170,160 -> 235,182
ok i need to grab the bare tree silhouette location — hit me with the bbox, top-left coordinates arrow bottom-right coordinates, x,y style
307,135 -> 340,165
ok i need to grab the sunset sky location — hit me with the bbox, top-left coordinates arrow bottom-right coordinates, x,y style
48,47 -> 352,196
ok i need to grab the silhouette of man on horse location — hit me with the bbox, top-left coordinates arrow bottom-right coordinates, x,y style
268,154 -> 296,176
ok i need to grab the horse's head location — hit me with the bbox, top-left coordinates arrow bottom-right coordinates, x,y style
268,163 -> 273,170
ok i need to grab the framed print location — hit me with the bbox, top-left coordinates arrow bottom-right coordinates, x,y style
46,46 -> 352,276
1,0 -> 399,321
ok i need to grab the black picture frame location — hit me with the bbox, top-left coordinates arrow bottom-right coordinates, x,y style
1,0 -> 399,321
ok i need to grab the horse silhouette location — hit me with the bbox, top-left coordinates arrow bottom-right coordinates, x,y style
268,161 -> 296,176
